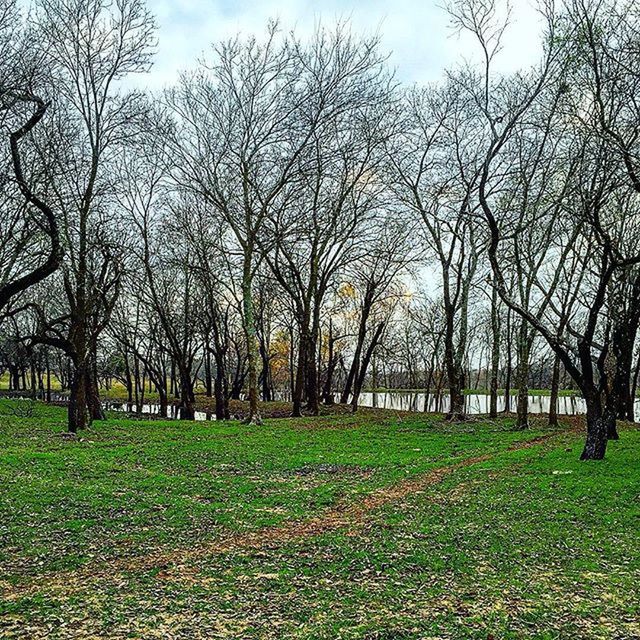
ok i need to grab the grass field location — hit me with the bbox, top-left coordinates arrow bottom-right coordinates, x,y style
0,400 -> 638,639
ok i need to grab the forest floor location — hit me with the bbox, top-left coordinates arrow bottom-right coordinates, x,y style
0,400 -> 638,639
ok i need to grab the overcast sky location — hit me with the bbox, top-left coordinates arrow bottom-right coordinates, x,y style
140,0 -> 545,90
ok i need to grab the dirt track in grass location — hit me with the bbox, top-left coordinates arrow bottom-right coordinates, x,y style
1,429 -> 567,600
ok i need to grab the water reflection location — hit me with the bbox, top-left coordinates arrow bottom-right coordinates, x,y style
357,391 -> 640,420
104,402 -> 213,421
95,392 -> 640,421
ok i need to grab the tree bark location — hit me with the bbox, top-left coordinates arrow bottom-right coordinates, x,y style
292,323 -> 307,417
515,321 -> 531,430
68,360 -> 89,433
178,366 -> 195,420
443,308 -> 465,420
581,391 -> 608,460
214,351 -> 230,420
242,260 -> 261,425
305,331 -> 319,415
548,354 -> 560,427
489,286 -> 500,418
351,322 -> 384,412
87,342 -> 105,421
322,319 -> 337,405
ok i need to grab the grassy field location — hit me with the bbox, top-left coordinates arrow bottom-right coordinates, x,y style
0,400 -> 638,639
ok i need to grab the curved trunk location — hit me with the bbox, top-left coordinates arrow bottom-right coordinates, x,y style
340,349 -> 360,405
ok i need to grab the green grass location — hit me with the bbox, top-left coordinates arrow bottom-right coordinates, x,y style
0,399 -> 638,639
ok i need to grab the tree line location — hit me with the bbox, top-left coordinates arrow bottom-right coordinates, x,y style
1,0 -> 640,460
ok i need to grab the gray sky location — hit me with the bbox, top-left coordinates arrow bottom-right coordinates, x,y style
141,0 -> 545,90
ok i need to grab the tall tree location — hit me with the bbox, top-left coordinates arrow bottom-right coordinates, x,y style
29,0 -> 156,432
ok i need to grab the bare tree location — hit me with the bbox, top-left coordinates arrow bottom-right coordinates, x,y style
168,25 -> 391,424
389,83 -> 482,420
25,0 -> 156,432
454,0 -> 640,458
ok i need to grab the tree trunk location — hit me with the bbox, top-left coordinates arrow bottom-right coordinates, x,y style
322,320 -> 336,405
580,392 -> 608,460
204,345 -> 213,397
158,385 -> 168,418
611,321 -> 636,421
606,408 -> 619,440
214,360 -> 229,421
548,354 -> 560,427
489,286 -> 500,418
515,324 -> 531,430
87,345 -> 105,421
503,306 -> 512,413
29,358 -> 37,399
292,323 -> 307,417
340,293 -> 372,404
305,331 -> 319,415
8,364 -> 19,391
123,353 -> 133,404
631,355 -> 640,423
443,313 -> 465,421
178,367 -> 195,420
45,354 -> 51,403
242,260 -> 261,425
351,323 -> 384,412
68,361 -> 89,433
211,316 -> 230,420
230,372 -> 244,400
259,340 -> 272,402
133,357 -> 142,413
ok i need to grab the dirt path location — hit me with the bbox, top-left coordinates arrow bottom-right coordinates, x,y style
1,430 -> 568,600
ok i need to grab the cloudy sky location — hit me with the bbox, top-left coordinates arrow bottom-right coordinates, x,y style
140,0 -> 545,90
